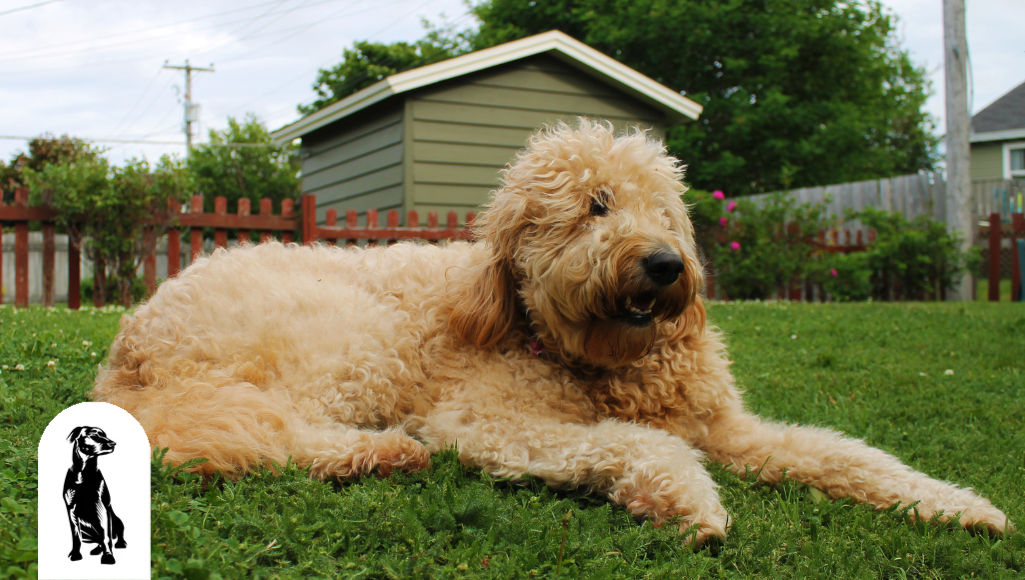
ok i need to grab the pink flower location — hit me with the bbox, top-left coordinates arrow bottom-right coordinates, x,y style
727,200 -> 738,213
713,190 -> 725,200
830,268 -> 838,277
730,241 -> 741,251
719,216 -> 728,227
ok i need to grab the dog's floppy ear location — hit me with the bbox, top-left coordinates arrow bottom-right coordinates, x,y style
67,426 -> 87,442
449,184 -> 530,348
449,255 -> 517,348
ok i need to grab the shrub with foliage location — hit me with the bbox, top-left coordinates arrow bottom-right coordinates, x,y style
843,207 -> 979,301
25,154 -> 192,307
188,114 -> 300,215
708,193 -> 831,300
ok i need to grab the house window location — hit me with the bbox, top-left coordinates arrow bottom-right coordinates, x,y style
1012,147 -> 1025,177
1003,142 -> 1025,179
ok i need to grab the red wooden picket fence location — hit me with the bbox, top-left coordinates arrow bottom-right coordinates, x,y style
986,212 -> 1025,302
0,192 -> 477,308
300,194 -> 475,246
704,226 -> 875,302
0,188 -> 78,309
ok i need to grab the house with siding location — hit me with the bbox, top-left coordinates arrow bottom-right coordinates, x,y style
271,30 -> 702,225
970,79 -> 1025,181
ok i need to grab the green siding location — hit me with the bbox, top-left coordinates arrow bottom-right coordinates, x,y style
971,143 -> 1004,179
408,55 -> 665,222
301,54 -> 671,226
301,105 -> 404,223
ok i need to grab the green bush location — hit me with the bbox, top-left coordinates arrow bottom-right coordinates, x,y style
708,193 -> 830,300
846,207 -> 979,301
80,274 -> 147,305
809,252 -> 873,302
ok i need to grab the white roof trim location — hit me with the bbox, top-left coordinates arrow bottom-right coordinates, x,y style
272,30 -> 702,144
971,128 -> 1025,143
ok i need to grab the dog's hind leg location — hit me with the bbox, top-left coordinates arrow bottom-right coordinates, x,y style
288,424 -> 430,480
96,374 -> 297,477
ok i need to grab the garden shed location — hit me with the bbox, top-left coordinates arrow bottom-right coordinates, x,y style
271,30 -> 702,225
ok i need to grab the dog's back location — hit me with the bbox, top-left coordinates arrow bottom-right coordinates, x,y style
92,241 -> 479,477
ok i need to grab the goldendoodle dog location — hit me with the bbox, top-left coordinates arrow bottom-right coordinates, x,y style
92,120 -> 1009,546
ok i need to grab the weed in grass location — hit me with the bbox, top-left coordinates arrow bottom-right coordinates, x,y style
0,303 -> 1022,578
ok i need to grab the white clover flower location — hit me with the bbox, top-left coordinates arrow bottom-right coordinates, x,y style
47,360 -> 56,368
944,369 -> 954,376
83,341 -> 92,347
91,352 -> 97,357
15,364 -> 25,371
51,343 -> 57,347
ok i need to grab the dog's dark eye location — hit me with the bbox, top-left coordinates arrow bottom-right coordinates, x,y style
590,198 -> 609,217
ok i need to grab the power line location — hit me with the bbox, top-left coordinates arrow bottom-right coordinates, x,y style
0,0 -> 65,17
107,68 -> 167,138
0,135 -> 279,147
229,0 -> 466,119
1,0 -> 285,59
0,0 -> 353,71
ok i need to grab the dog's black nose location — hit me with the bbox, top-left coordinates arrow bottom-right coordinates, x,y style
643,249 -> 685,286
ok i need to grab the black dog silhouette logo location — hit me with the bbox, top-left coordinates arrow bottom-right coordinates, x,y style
64,426 -> 128,564
38,402 -> 150,580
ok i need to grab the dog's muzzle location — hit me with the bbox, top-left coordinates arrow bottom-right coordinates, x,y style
643,248 -> 685,287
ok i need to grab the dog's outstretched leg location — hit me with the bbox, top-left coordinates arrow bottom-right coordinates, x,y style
422,412 -> 728,547
289,424 -> 430,479
701,405 -> 1011,535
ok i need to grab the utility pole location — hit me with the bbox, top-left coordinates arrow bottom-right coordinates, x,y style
163,59 -> 214,158
943,0 -> 972,300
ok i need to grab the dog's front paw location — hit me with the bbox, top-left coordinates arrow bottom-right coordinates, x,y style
371,436 -> 430,477
101,553 -> 116,565
962,507 -> 1014,537
679,511 -> 730,549
68,550 -> 82,561
90,545 -> 104,555
115,538 -> 128,549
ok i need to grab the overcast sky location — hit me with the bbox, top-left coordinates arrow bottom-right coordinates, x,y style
2,0 -> 1023,166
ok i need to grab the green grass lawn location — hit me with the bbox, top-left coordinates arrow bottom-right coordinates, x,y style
978,278 -> 1017,302
1,302 -> 1023,579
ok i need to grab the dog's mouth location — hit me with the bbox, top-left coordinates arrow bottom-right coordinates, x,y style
611,293 -> 657,327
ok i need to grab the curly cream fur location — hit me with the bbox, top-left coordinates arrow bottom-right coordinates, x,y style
92,119 -> 1009,546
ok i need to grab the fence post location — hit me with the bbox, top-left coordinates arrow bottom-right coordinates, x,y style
190,195 -> 203,261
214,196 -> 228,248
237,198 -> 251,245
1013,213 -> 1024,302
259,198 -> 273,243
167,198 -> 181,279
93,256 -> 105,308
143,227 -> 156,296
301,194 -> 317,245
281,199 -> 295,244
42,222 -> 55,307
325,209 -> 337,246
67,238 -> 80,310
988,212 -> 1001,301
14,188 -> 29,308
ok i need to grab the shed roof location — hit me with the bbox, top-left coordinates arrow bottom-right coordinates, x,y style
271,30 -> 702,145
970,80 -> 1025,143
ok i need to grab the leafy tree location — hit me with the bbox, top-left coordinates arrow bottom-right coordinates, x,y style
299,22 -> 473,114
0,134 -> 99,203
400,0 -> 937,196
188,114 -> 300,214
25,155 -> 192,307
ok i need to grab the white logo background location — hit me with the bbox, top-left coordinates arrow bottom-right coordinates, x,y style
37,402 -> 150,580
